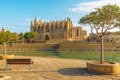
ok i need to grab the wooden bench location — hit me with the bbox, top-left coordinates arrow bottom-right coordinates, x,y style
6,58 -> 33,71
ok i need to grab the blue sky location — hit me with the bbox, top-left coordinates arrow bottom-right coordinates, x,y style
0,0 -> 120,33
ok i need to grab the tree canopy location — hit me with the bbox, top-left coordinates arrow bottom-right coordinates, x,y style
79,4 -> 120,64
24,32 -> 38,43
80,4 -> 120,37
0,31 -> 16,44
0,30 -> 17,54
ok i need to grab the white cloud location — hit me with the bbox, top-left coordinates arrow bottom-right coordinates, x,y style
69,0 -> 120,13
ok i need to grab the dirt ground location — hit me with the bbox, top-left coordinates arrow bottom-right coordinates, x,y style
0,56 -> 120,80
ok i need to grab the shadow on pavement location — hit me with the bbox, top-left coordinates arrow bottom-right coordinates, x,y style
58,68 -> 92,76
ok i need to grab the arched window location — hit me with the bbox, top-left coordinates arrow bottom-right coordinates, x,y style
45,35 -> 49,40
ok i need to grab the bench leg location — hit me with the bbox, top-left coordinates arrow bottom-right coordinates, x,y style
29,64 -> 33,71
5,64 -> 8,71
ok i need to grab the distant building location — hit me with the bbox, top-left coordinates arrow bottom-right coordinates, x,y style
30,17 -> 87,42
88,32 -> 120,43
2,27 -> 7,32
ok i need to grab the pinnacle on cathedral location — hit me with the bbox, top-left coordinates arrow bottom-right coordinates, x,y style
34,17 -> 39,26
31,21 -> 34,27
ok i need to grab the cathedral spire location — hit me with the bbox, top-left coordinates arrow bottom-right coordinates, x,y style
34,17 -> 38,25
30,21 -> 34,32
31,21 -> 34,27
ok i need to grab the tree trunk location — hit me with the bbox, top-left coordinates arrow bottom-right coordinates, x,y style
100,36 -> 104,64
3,43 -> 7,55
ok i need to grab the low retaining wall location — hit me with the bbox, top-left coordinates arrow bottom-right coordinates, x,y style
59,42 -> 117,51
0,42 -> 118,51
0,43 -> 59,51
87,61 -> 120,75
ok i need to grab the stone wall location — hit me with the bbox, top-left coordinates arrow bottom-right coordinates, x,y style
0,42 -> 118,51
0,43 -> 59,51
58,41 -> 117,51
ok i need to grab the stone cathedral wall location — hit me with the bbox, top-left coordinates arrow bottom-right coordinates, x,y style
30,17 -> 87,42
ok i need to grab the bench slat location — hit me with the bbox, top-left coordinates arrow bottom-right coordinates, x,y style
6,58 -> 33,71
7,62 -> 33,64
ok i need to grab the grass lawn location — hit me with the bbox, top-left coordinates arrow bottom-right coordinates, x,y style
1,50 -> 120,62
58,51 -> 120,62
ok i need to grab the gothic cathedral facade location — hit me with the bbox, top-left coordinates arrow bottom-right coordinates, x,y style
30,17 -> 87,42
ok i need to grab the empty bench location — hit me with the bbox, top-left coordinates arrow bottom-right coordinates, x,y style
6,58 -> 33,71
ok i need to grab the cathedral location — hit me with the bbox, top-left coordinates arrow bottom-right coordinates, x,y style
30,17 -> 87,42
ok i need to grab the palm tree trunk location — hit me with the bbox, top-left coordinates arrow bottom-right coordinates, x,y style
100,36 -> 104,64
